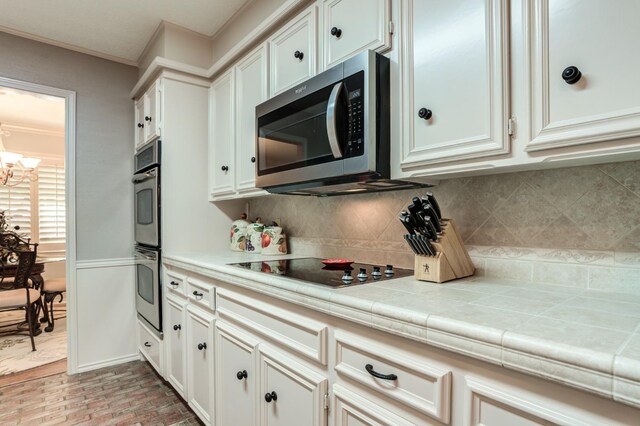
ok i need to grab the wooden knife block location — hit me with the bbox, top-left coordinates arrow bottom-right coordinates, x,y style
414,219 -> 475,283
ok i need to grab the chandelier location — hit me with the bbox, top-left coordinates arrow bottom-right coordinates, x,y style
0,123 -> 40,187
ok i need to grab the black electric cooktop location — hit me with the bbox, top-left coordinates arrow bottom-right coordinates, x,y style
229,257 -> 413,288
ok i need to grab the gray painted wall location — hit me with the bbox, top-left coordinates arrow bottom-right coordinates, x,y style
0,31 -> 138,261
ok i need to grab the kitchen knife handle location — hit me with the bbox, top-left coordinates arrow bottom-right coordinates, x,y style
424,216 -> 439,239
426,192 -> 442,220
404,235 -> 420,255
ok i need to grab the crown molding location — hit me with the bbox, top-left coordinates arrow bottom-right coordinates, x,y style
0,25 -> 138,67
2,122 -> 65,137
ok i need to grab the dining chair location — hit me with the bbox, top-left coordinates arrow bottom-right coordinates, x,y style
0,236 -> 41,351
40,277 -> 66,332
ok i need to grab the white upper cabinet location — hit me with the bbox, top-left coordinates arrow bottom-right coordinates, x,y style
400,0 -> 510,169
134,79 -> 162,149
209,69 -> 235,198
525,0 -> 640,152
269,5 -> 317,96
134,98 -> 145,149
235,44 -> 268,194
321,0 -> 391,69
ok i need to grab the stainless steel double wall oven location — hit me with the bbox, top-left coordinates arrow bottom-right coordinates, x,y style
133,139 -> 162,336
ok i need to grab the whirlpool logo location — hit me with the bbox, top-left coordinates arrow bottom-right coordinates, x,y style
295,85 -> 307,94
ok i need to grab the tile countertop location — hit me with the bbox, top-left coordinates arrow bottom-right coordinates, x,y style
163,252 -> 640,409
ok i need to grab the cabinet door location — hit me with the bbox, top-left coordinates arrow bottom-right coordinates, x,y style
209,69 -> 235,198
322,0 -> 391,69
215,321 -> 260,426
186,306 -> 215,425
333,385 -> 415,426
166,297 -> 187,398
525,0 -> 640,151
143,80 -> 162,143
269,6 -> 317,96
134,99 -> 145,149
235,44 -> 268,193
400,0 -> 509,169
259,345 -> 328,426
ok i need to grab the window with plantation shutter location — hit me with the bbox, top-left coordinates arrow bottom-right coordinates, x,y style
0,179 -> 32,237
38,164 -> 65,244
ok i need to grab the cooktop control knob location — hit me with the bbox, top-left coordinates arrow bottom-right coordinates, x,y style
342,269 -> 354,283
372,266 -> 382,279
385,265 -> 394,277
357,268 -> 368,282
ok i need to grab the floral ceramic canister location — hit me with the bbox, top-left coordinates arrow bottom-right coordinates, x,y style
230,213 -> 250,252
261,225 -> 288,255
245,220 -> 265,254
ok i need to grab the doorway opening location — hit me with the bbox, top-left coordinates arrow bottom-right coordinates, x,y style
0,78 -> 75,384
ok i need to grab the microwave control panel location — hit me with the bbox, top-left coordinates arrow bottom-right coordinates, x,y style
345,71 -> 365,158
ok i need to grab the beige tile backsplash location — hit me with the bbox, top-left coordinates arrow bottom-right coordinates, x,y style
248,160 -> 640,280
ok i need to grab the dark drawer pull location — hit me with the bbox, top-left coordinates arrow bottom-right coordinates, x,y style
197,342 -> 207,351
237,370 -> 248,380
418,108 -> 432,120
137,123 -> 144,128
173,324 -> 181,331
144,342 -> 151,348
264,391 -> 278,402
294,50 -> 304,60
365,364 -> 397,381
562,66 -> 582,84
170,281 -> 179,288
145,116 -> 152,122
192,291 -> 204,300
331,27 -> 342,38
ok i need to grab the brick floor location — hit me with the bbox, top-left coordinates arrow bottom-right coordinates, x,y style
0,361 -> 203,425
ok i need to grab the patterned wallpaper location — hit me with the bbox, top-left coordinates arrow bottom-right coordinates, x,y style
248,160 -> 640,266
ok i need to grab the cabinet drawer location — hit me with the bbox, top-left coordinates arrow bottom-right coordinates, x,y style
217,288 -> 328,365
138,319 -> 162,374
187,277 -> 216,311
334,330 -> 451,423
165,270 -> 187,297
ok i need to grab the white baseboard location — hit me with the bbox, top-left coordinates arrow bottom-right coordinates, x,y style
76,352 -> 141,374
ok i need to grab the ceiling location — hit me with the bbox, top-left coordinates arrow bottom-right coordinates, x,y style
0,0 -> 253,65
0,87 -> 65,132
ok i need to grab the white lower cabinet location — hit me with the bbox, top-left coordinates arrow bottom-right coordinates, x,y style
333,384 -> 415,426
259,345 -> 328,426
215,320 -> 260,426
166,296 -> 187,397
186,305 -> 215,425
161,267 -> 640,426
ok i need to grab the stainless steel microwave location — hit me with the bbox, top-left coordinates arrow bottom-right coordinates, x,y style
255,50 -> 422,196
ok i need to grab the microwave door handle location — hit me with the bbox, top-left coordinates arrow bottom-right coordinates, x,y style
326,82 -> 344,159
132,171 -> 156,184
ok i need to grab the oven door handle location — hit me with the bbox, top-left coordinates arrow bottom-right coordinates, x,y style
132,170 -> 156,184
326,82 -> 344,159
135,251 -> 157,261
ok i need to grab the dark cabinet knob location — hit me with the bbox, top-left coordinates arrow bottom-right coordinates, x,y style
144,342 -> 151,348
264,391 -> 278,402
221,165 -> 229,172
562,66 -> 582,84
192,291 -> 204,300
137,123 -> 144,128
251,157 -> 256,163
173,324 -> 181,331
236,370 -> 248,380
418,108 -> 432,120
294,50 -> 304,60
197,342 -> 207,351
144,116 -> 152,122
331,27 -> 342,38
